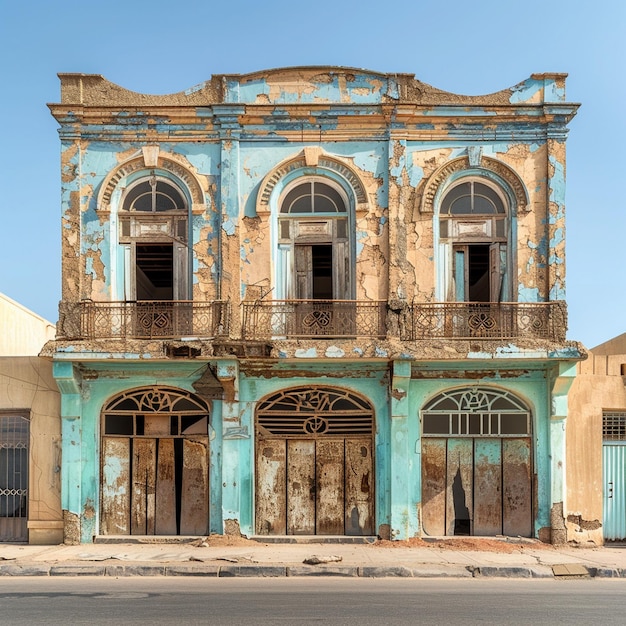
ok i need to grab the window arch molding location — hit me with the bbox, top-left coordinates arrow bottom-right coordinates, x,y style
256,149 -> 369,216
419,156 -> 528,216
97,152 -> 207,215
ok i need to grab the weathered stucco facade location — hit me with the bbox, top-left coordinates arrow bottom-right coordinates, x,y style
0,293 -> 62,544
47,67 -> 583,544
567,335 -> 626,545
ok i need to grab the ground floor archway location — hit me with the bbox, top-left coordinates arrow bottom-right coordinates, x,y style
100,387 -> 210,536
255,386 -> 374,536
421,387 -> 532,537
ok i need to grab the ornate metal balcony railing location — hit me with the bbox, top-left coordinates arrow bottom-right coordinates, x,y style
59,301 -> 230,340
401,301 -> 567,342
242,300 -> 387,339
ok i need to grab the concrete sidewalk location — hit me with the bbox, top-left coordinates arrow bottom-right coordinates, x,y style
1,537 -> 625,579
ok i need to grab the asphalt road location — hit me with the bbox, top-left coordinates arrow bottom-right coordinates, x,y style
0,577 -> 625,625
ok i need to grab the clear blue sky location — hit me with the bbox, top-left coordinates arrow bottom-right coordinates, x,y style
1,0 -> 623,349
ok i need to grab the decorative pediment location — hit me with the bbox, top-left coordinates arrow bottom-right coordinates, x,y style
256,150 -> 369,215
418,155 -> 529,215
97,149 -> 207,213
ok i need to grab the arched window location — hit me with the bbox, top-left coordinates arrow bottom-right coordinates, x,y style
257,386 -> 373,436
103,387 -> 209,436
122,177 -> 187,213
441,181 -> 506,216
117,172 -> 190,301
438,177 -> 510,303
280,181 -> 347,214
277,177 -> 353,300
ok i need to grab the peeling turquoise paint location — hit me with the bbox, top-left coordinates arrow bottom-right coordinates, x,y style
518,286 -> 542,302
294,348 -> 318,358
51,69 -> 581,543
509,77 -> 544,104
548,155 -> 566,219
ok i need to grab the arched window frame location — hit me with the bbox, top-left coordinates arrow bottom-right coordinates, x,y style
278,176 -> 350,215
102,386 -> 211,437
434,170 -> 518,303
270,169 -> 357,300
256,385 -> 374,437
109,169 -> 194,302
120,173 -> 189,215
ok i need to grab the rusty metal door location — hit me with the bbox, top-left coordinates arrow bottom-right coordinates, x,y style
255,386 -> 374,536
421,437 -> 531,537
100,388 -> 210,536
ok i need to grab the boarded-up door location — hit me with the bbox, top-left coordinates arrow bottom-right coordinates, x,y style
101,388 -> 210,536
421,387 -> 532,537
255,386 -> 374,536
421,437 -> 531,537
256,437 -> 373,536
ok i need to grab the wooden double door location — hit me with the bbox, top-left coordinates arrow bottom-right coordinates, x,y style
421,437 -> 532,537
256,436 -> 373,536
100,387 -> 210,537
101,436 -> 209,536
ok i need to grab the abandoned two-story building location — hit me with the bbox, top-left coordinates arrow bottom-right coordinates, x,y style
46,67 -> 583,544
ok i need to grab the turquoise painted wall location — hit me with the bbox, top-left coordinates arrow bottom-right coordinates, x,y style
55,357 -> 561,542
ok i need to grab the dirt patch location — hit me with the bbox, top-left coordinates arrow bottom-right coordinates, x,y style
190,534 -> 258,548
371,537 -> 554,554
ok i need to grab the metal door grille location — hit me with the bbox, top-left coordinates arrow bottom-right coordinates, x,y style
0,415 -> 29,542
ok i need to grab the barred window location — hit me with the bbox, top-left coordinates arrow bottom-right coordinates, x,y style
602,411 -> 626,441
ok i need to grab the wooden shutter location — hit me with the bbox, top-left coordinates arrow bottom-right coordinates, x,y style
295,246 -> 313,299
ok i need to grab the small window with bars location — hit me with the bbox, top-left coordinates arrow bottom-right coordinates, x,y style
602,411 -> 626,441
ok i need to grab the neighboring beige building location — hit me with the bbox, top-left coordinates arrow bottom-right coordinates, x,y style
567,334 -> 626,545
0,293 -> 62,544
0,293 -> 55,356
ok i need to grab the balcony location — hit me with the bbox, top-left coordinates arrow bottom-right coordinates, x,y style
242,300 -> 387,339
401,301 -> 567,342
57,300 -> 566,344
58,301 -> 229,340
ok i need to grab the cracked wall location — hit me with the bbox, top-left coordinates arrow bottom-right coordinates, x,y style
48,69 -> 581,543
51,69 -> 577,351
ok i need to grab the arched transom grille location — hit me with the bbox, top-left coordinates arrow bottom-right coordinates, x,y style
257,387 -> 373,437
422,387 -> 530,437
102,387 -> 209,437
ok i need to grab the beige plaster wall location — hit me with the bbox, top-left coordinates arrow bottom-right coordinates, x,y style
567,351 -> 626,545
0,293 -> 56,356
0,357 -> 63,544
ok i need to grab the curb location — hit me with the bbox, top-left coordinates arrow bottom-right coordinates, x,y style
0,562 -> 621,578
